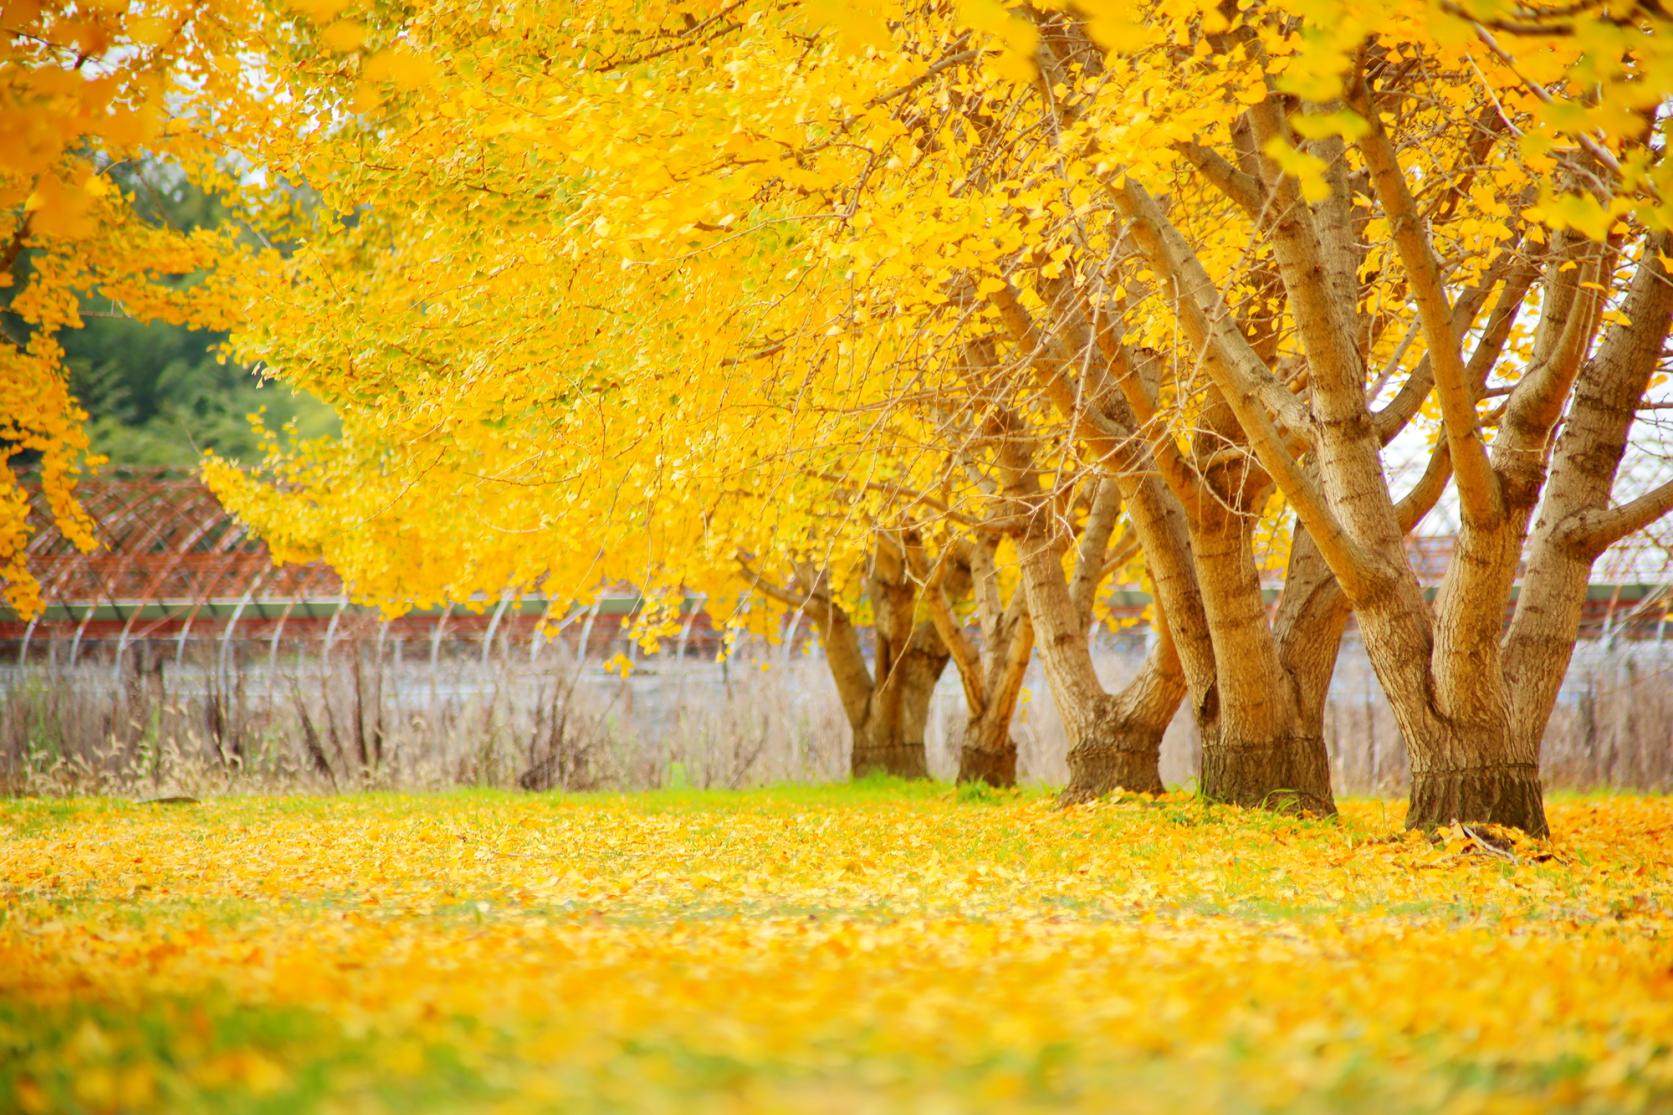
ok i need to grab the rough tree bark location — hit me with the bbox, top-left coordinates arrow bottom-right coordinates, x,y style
1008,477 -> 1183,800
741,533 -> 965,780
964,41 -> 1363,816
916,534 -> 1034,787
989,265 -> 1350,814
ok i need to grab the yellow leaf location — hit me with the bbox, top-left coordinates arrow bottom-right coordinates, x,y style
1261,136 -> 1333,204
353,81 -> 382,114
126,15 -> 177,47
319,20 -> 367,53
803,0 -> 891,53
363,49 -> 439,91
1289,108 -> 1370,141
25,175 -> 97,240
288,0 -> 352,21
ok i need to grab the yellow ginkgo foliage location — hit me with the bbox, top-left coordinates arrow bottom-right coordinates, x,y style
0,0 -> 291,617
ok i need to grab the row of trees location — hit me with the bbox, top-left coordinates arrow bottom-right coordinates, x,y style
8,0 -> 1673,834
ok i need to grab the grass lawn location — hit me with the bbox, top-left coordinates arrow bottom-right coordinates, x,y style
2,783 -> 1670,1113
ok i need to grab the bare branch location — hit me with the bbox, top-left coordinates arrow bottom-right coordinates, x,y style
1111,177 -> 1383,599
1562,479 -> 1673,554
1180,142 -> 1264,218
1070,476 -> 1123,624
1350,73 -> 1504,527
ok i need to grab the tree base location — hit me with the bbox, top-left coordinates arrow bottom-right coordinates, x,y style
1407,764 -> 1548,837
1200,736 -> 1336,816
957,743 -> 1016,787
851,742 -> 930,780
1058,743 -> 1165,805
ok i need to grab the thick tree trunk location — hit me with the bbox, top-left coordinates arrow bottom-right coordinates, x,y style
850,717 -> 932,778
1057,658 -> 1175,802
925,538 -> 1034,789
1259,526 -> 1351,816
1503,236 -> 1673,772
1162,459 -> 1339,815
1200,729 -> 1333,814
1014,511 -> 1183,802
844,532 -> 963,779
955,703 -> 1016,787
1188,506 -> 1336,812
847,615 -> 947,779
1408,768 -> 1547,835
1405,724 -> 1548,835
754,543 -> 955,782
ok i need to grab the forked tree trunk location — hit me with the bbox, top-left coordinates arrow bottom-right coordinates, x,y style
992,287 -> 1342,815
846,534 -> 962,778
1056,651 -> 1179,801
1187,503 -> 1337,815
1198,525 -> 1347,815
954,699 -> 1018,787
742,537 -> 958,782
1010,486 -> 1183,802
916,532 -> 1034,788
1097,105 -> 1564,834
847,628 -> 944,778
950,622 -> 1030,788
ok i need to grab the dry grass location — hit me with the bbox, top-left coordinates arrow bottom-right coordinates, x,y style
2,633 -> 1669,797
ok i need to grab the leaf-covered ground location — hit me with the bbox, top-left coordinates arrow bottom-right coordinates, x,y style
2,785 -> 1670,1114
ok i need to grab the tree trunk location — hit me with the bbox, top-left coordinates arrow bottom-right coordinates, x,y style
1257,525 -> 1351,816
1057,656 -> 1176,802
1188,505 -> 1336,813
751,545 -> 954,782
1200,728 -> 1334,814
915,536 -> 1034,789
1405,724 -> 1547,835
999,302 -> 1339,814
1503,234 -> 1673,781
847,622 -> 944,778
955,703 -> 1016,787
850,718 -> 931,778
1013,510 -> 1183,802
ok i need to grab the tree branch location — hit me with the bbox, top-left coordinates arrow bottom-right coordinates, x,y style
736,556 -> 817,611
918,555 -> 987,714
1563,479 -> 1673,555
1070,476 -> 1123,625
1350,73 -> 1503,526
1372,259 -> 1531,443
1111,177 -> 1383,599
1179,141 -> 1265,218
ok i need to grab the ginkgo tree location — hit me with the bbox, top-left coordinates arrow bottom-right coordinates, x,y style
200,0 -> 1673,834
199,63 -> 978,780
198,18 -> 1185,789
1069,3 -> 1673,836
190,0 -> 1193,797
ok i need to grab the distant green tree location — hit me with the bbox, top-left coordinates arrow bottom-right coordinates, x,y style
38,161 -> 334,469
64,318 -> 334,468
